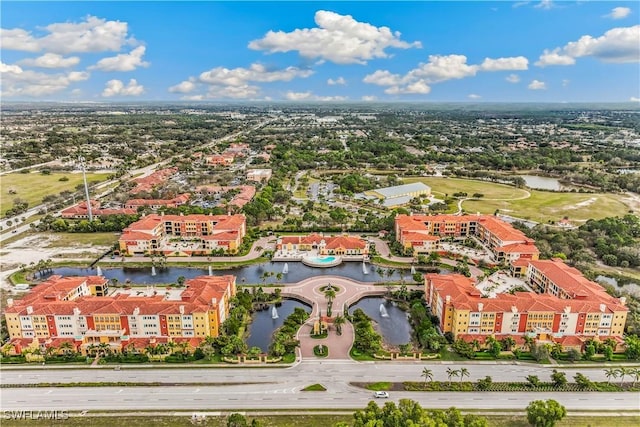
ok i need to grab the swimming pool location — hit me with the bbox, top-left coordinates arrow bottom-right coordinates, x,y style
301,255 -> 343,268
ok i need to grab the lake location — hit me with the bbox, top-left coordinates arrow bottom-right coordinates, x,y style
245,299 -> 311,352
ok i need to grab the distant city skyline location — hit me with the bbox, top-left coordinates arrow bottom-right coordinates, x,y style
1,1 -> 639,103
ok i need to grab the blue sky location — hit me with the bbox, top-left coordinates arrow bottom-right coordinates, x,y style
1,1 -> 639,102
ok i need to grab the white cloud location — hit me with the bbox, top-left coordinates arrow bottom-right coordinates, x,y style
206,84 -> 261,99
199,63 -> 313,86
327,77 -> 346,85
506,74 -> 521,83
1,62 -> 89,97
316,95 -> 349,101
102,79 -> 144,97
480,56 -> 528,71
534,0 -> 554,10
363,70 -> 404,86
468,94 -> 482,99
386,80 -> 431,95
362,95 -> 377,101
19,53 -> 80,68
364,54 -> 527,95
406,55 -> 479,83
607,7 -> 631,19
512,2 -> 530,8
536,25 -> 640,66
169,80 -> 196,94
181,95 -> 204,101
89,46 -> 149,72
535,48 -> 576,66
528,79 -> 547,90
1,16 -> 133,54
285,91 -> 313,101
248,10 -> 421,64
630,96 -> 640,102
562,79 -> 570,87
171,63 -> 313,100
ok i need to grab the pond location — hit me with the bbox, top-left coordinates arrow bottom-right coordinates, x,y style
349,296 -> 412,346
46,261 -> 407,285
518,175 -> 566,191
596,275 -> 640,297
245,299 -> 311,352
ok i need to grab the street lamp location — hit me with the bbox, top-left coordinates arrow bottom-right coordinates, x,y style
78,156 -> 93,222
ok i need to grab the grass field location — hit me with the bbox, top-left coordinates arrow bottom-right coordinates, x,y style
0,172 -> 111,212
403,177 -> 530,200
3,414 -> 638,427
463,191 -> 631,223
403,176 -> 631,223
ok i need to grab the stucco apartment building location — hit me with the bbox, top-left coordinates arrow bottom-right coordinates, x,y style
276,233 -> 370,256
124,193 -> 190,210
424,262 -> 628,350
395,213 -> 539,262
60,200 -> 137,219
3,275 -> 236,355
118,213 -> 246,256
129,167 -> 177,195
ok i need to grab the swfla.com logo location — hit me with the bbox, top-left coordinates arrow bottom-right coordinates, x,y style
3,410 -> 69,421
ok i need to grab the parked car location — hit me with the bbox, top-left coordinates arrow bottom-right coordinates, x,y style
373,391 -> 389,398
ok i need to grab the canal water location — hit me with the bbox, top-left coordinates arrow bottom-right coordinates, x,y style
349,296 -> 412,346
46,262 -> 407,285
245,300 -> 310,352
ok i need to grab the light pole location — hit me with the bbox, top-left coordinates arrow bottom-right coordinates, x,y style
79,156 -> 93,222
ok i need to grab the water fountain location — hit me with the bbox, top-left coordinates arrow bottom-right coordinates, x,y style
151,266 -> 157,276
208,265 -> 213,276
362,261 -> 368,275
379,303 -> 389,318
410,265 -> 416,275
271,306 -> 279,319
96,266 -> 103,276
283,263 -> 289,274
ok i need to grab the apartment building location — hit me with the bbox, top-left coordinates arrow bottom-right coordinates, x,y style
3,275 -> 236,354
424,272 -> 627,349
124,193 -> 190,210
118,213 -> 246,256
60,200 -> 137,219
395,213 -> 539,262
276,233 -> 370,256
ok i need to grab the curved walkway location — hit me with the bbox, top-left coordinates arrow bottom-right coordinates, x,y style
285,276 -> 387,360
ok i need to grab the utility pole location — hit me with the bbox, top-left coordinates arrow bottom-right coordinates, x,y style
79,156 -> 93,222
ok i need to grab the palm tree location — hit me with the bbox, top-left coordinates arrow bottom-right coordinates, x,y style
629,368 -> 640,387
446,367 -> 459,385
376,267 -> 385,279
459,367 -> 470,382
604,368 -> 618,385
324,288 -> 336,304
421,368 -> 433,384
60,342 -> 74,356
275,272 -> 283,285
333,315 -> 346,336
617,367 -> 629,386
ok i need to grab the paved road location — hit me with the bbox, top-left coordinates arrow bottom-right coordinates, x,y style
1,360 -> 633,385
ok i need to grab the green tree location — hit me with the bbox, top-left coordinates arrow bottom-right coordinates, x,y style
573,372 -> 592,389
446,367 -> 459,385
526,399 -> 567,427
421,367 -> 433,384
227,413 -> 248,427
333,314 -> 346,336
459,367 -> 470,382
604,368 -> 619,385
550,369 -> 567,388
526,375 -> 540,388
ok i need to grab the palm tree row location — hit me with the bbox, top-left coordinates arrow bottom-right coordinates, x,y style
604,367 -> 640,386
419,366 -> 472,385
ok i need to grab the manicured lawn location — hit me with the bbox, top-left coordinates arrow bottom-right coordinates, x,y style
302,383 -> 327,391
403,177 -> 529,200
0,172 -> 111,212
463,191 -> 631,223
